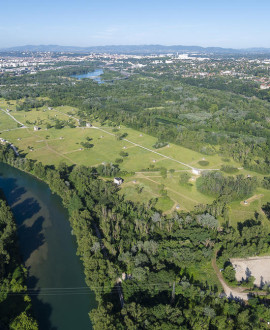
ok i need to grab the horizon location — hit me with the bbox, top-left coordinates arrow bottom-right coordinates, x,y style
1,0 -> 270,49
2,43 -> 270,51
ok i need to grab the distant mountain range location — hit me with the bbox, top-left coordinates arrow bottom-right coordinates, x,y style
1,44 -> 270,54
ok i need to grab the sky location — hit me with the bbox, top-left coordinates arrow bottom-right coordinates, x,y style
1,0 -> 270,48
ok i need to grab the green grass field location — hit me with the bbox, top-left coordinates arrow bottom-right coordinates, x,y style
0,98 -> 269,226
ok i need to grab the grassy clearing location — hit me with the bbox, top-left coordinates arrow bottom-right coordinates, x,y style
0,112 -> 19,131
1,99 -> 269,219
187,261 -> 222,290
228,188 -> 270,228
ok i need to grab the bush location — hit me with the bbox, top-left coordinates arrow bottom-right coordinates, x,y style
81,142 -> 94,149
119,151 -> 128,157
220,165 -> 239,174
115,158 -> 123,164
179,172 -> 191,185
221,158 -> 230,162
153,141 -> 168,149
223,264 -> 236,283
198,160 -> 209,166
160,167 -> 167,178
262,176 -> 270,189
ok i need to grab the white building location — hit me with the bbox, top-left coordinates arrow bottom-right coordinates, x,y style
192,168 -> 201,175
114,177 -> 124,185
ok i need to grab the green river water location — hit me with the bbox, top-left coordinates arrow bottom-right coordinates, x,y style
0,163 -> 96,329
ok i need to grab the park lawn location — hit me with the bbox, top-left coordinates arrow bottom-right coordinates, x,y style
154,159 -> 190,171
0,98 -> 17,110
53,105 -> 80,115
122,173 -> 214,212
228,187 -> 270,228
1,128 -> 47,152
120,147 -> 165,172
0,112 -> 19,131
155,196 -> 175,212
120,177 -> 174,213
30,147 -> 74,166
96,123 -> 240,170
13,108 -> 76,129
120,183 -> 158,205
4,98 -> 269,218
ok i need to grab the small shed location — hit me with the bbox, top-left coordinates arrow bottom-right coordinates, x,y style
114,177 -> 124,185
192,168 -> 200,175
34,126 -> 40,131
86,123 -> 92,128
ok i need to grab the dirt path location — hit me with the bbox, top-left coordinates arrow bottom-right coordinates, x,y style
0,127 -> 28,134
212,254 -> 248,301
240,194 -> 264,206
0,108 -> 26,127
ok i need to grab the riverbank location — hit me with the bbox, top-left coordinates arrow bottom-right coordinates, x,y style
0,162 -> 95,329
0,194 -> 38,329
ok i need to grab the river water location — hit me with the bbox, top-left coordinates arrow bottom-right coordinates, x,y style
71,69 -> 104,83
0,163 -> 95,330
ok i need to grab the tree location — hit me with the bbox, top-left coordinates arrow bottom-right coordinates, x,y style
223,265 -> 236,283
160,167 -> 167,179
179,172 -> 191,185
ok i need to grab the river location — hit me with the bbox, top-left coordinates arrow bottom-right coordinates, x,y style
71,69 -> 104,83
0,163 -> 95,330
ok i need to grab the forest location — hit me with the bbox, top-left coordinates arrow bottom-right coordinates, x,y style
0,142 -> 270,329
0,192 -> 37,329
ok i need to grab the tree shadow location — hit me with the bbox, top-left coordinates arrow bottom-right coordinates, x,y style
12,197 -> 41,224
27,275 -> 57,330
0,176 -> 27,205
18,215 -> 45,262
0,274 -> 55,330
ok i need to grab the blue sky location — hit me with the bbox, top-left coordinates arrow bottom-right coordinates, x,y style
1,0 -> 269,48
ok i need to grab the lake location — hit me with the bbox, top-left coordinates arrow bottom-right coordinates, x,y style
71,69 -> 104,83
0,163 -> 96,330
